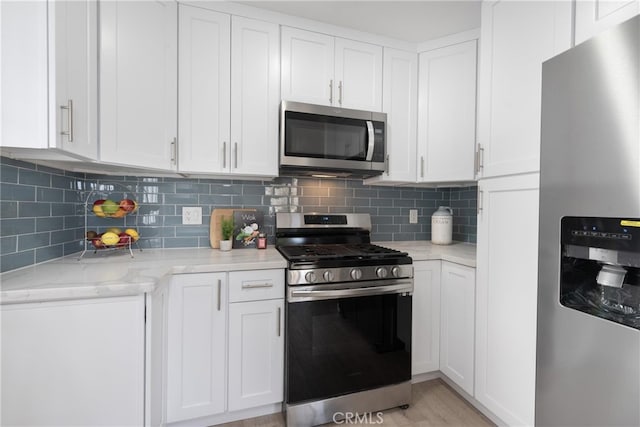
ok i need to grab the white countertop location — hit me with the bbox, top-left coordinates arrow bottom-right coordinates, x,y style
0,248 -> 286,304
0,242 -> 475,304
377,241 -> 477,268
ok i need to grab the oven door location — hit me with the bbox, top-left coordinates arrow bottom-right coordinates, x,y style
285,280 -> 412,405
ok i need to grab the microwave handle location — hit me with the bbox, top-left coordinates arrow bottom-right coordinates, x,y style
365,121 -> 375,161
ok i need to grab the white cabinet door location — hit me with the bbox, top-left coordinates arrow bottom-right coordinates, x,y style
0,1 -> 48,149
167,273 -> 227,423
477,1 -> 571,178
334,38 -> 383,111
230,16 -> 279,177
281,27 -> 334,106
1,0 -> 97,160
52,0 -> 98,159
228,298 -> 284,411
417,40 -> 477,183
412,260 -> 441,375
440,261 -> 475,396
575,0 -> 639,44
100,0 -> 177,170
475,173 -> 539,426
366,48 -> 418,185
178,5 -> 230,174
1,296 -> 145,426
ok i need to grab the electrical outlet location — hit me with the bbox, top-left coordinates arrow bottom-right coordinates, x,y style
182,207 -> 202,225
409,209 -> 418,224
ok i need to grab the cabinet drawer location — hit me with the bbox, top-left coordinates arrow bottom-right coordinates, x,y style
229,269 -> 284,302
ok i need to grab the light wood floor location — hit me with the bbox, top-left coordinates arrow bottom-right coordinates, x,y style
219,379 -> 494,427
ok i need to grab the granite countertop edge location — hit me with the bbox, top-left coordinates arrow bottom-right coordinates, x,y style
1,242 -> 476,304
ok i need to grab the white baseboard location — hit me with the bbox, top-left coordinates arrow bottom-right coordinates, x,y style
166,403 -> 283,427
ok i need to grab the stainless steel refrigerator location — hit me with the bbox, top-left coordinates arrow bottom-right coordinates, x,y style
537,15 -> 640,427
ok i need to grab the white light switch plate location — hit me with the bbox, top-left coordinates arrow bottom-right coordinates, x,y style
182,207 -> 202,225
409,209 -> 418,224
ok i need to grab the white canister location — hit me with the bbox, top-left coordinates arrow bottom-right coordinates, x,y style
431,206 -> 453,245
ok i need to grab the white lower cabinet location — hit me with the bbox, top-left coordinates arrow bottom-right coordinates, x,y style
228,269 -> 285,411
412,260 -> 441,375
439,261 -> 475,395
475,174 -> 539,426
1,296 -> 145,426
166,272 -> 227,423
228,299 -> 284,411
166,269 -> 284,424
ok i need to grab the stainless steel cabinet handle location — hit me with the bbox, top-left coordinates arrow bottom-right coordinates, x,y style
170,137 -> 177,164
223,141 -> 227,168
234,142 -> 238,169
474,144 -> 479,176
277,307 -> 281,337
242,282 -> 273,289
217,279 -> 222,311
420,156 -> 425,178
60,99 -> 74,142
478,190 -> 484,214
478,144 -> 484,171
338,81 -> 343,105
329,80 -> 333,104
385,154 -> 390,175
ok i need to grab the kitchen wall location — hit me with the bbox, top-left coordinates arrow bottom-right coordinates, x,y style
0,156 -> 477,272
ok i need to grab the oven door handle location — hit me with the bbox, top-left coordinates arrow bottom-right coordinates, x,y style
288,282 -> 413,302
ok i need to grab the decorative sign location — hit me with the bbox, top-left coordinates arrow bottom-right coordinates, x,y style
233,210 -> 264,249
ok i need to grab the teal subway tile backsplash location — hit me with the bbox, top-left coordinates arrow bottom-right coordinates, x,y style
0,156 -> 477,272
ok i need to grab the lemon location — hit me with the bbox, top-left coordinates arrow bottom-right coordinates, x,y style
124,228 -> 139,242
101,231 -> 120,246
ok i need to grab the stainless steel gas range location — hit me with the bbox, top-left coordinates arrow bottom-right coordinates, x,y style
276,213 -> 413,426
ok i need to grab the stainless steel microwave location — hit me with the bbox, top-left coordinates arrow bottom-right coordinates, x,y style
279,101 -> 386,178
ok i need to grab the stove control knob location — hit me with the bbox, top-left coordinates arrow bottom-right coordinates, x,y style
305,271 -> 317,283
350,268 -> 363,280
323,270 -> 334,282
391,266 -> 401,278
376,267 -> 388,278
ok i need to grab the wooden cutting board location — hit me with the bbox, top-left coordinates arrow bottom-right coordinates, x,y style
209,208 -> 255,248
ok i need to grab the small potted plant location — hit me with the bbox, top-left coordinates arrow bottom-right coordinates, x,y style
220,217 -> 234,251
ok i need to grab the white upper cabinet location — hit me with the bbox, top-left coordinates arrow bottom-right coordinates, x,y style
417,40 -> 477,183
366,48 -> 418,184
100,0 -> 177,170
334,38 -> 383,111
1,0 -> 97,160
230,16 -> 280,176
178,9 -> 279,177
178,5 -> 230,174
476,0 -> 572,178
281,27 -> 335,106
281,27 -> 383,111
575,0 -> 639,44
51,0 -> 98,159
